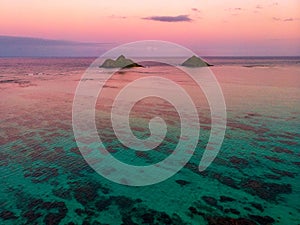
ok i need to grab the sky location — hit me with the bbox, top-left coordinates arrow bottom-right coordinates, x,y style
0,0 -> 300,56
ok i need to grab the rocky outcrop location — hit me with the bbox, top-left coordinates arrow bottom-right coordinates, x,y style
181,55 -> 212,67
100,55 -> 143,68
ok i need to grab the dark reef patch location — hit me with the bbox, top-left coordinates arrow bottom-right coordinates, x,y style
202,196 -> 223,211
23,210 -> 42,224
135,151 -> 150,160
202,196 -> 217,207
188,206 -> 205,217
184,162 -> 292,202
95,198 -> 112,211
264,174 -> 281,180
175,179 -> 191,187
241,179 -> 292,201
219,196 -> 235,202
206,217 -> 257,225
213,173 -> 239,189
248,215 -> 275,225
0,210 -> 18,220
264,156 -> 283,163
70,147 -> 81,155
229,156 -> 249,168
0,152 -> 9,166
70,180 -> 111,206
278,140 -> 298,145
23,199 -> 67,225
94,195 -> 187,224
223,208 -> 240,215
227,122 -> 269,134
52,187 -> 72,200
110,196 -> 139,210
272,146 -> 294,154
270,168 -> 295,178
293,161 -> 300,167
24,166 -> 58,183
74,183 -> 99,206
250,203 -> 264,212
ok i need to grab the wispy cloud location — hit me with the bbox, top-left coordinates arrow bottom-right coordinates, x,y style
191,8 -> 201,19
256,5 -> 263,9
109,15 -> 127,19
272,17 -> 281,21
142,15 -> 192,22
226,7 -> 243,11
225,7 -> 243,16
284,18 -> 296,22
272,17 -> 299,22
191,8 -> 200,13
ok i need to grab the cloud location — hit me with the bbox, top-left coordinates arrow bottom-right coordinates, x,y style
226,7 -> 244,15
109,15 -> 127,19
284,18 -> 295,22
191,8 -> 200,13
142,15 -> 192,22
256,5 -> 263,9
226,7 -> 243,11
272,17 -> 281,21
272,17 -> 299,22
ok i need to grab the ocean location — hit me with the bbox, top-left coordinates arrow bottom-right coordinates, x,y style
0,57 -> 299,225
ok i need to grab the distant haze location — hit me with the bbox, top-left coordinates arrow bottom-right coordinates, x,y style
1,35 -> 299,57
0,36 -> 114,57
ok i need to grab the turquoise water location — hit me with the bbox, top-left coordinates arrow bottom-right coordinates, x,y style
0,58 -> 299,225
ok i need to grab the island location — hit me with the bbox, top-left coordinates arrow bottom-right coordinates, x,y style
181,55 -> 213,67
100,55 -> 143,68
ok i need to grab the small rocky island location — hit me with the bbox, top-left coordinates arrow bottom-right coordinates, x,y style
181,55 -> 212,67
100,55 -> 143,68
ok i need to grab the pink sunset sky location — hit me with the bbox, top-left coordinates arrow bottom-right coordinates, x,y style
1,0 -> 300,56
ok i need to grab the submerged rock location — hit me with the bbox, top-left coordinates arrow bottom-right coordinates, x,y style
219,196 -> 235,202
213,173 -> 239,189
100,55 -> 143,68
229,156 -> 249,167
224,208 -> 240,215
202,196 -> 223,210
0,210 -> 17,220
74,184 -> 98,206
241,179 -> 292,201
95,198 -> 111,211
272,146 -> 294,154
175,179 -> 191,186
207,217 -> 257,225
181,55 -> 212,67
24,166 -> 58,183
202,196 -> 218,207
23,210 -> 42,223
250,202 -> 264,212
249,215 -> 275,225
270,168 -> 295,178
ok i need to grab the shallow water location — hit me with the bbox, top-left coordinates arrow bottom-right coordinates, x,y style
0,57 -> 299,225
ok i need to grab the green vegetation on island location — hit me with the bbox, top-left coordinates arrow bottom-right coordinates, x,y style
181,55 -> 212,67
100,55 -> 143,68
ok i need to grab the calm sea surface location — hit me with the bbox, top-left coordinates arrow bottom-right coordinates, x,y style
0,57 -> 299,225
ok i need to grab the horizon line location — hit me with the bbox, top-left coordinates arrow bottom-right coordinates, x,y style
1,55 -> 300,58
